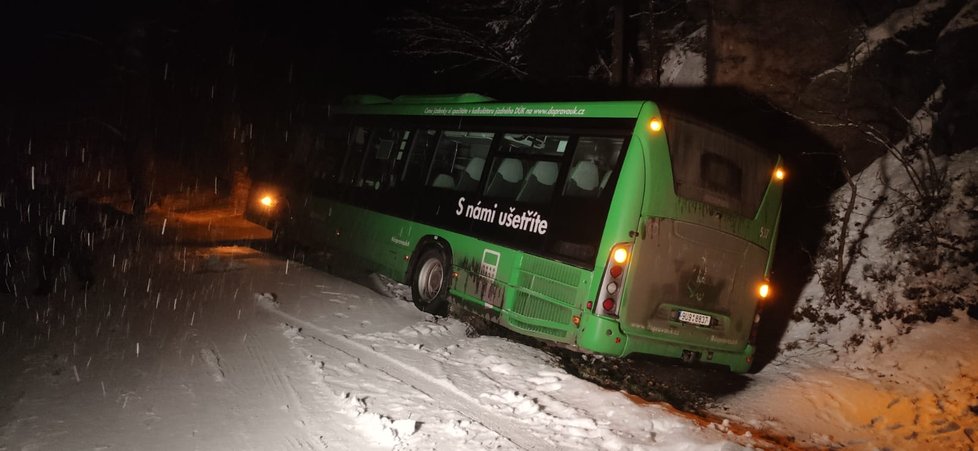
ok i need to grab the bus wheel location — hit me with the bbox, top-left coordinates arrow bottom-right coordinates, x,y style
412,248 -> 449,314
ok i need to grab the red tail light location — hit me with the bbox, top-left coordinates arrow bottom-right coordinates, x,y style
594,242 -> 632,317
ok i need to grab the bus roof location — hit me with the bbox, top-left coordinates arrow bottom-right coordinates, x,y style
334,94 -> 651,119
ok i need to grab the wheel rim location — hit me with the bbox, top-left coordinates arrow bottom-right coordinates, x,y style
417,257 -> 444,302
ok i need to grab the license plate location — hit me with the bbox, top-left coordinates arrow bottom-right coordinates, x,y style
677,310 -> 712,326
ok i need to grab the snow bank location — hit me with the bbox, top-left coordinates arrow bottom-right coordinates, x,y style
719,147 -> 978,448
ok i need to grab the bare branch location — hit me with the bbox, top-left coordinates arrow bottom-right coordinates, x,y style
385,0 -> 556,80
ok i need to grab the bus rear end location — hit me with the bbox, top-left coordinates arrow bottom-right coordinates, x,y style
579,109 -> 784,373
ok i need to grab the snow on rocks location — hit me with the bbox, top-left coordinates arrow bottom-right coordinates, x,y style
335,391 -> 419,447
280,322 -> 303,340
254,292 -> 279,309
718,148 -> 978,449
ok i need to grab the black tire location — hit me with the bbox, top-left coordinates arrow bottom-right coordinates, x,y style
411,247 -> 449,315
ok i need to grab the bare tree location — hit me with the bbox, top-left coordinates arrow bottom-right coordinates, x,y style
389,0 -> 557,79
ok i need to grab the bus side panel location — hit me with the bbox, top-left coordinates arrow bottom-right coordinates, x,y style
446,236 -> 515,311
573,120 -> 649,355
497,252 -> 588,343
325,201 -> 411,281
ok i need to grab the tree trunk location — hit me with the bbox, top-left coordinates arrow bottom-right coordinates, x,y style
612,0 -> 625,86
634,1 -> 658,87
834,156 -> 857,305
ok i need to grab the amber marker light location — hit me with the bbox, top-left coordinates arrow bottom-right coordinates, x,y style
259,195 -> 276,207
649,118 -> 663,132
774,167 -> 786,181
757,283 -> 771,300
612,247 -> 629,264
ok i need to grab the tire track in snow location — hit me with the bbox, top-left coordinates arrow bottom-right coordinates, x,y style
241,329 -> 329,450
245,339 -> 291,401
260,305 -> 555,450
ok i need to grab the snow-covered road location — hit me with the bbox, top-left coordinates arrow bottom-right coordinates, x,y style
0,225 -> 753,450
6,151 -> 974,450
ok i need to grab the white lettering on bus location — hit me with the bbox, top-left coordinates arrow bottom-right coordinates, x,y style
423,105 -> 587,117
455,197 -> 549,235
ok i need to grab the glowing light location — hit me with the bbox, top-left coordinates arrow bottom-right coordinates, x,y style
612,247 -> 629,264
649,118 -> 663,132
572,315 -> 581,326
260,195 -> 276,207
774,168 -> 786,181
757,283 -> 771,299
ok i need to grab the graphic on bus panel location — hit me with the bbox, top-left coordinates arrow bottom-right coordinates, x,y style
455,250 -> 504,308
480,249 -> 500,281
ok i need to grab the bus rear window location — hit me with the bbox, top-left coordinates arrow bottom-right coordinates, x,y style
700,152 -> 743,199
664,116 -> 774,217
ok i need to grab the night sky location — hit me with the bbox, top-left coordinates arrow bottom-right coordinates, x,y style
1,1 -> 432,128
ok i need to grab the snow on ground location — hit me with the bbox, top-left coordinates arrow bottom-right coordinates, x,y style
4,148 -> 973,450
0,208 -> 755,449
717,149 -> 978,449
718,313 -> 978,449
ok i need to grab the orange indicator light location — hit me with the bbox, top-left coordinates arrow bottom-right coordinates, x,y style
612,247 -> 629,264
649,118 -> 663,132
774,168 -> 786,181
757,283 -> 771,300
260,195 -> 275,207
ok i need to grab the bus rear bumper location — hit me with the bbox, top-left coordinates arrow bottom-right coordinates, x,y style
578,315 -> 755,373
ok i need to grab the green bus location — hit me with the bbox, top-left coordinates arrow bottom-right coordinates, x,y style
247,93 -> 784,373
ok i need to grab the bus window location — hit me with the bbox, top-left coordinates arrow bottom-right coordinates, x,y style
426,131 -> 494,192
401,130 -> 438,186
563,137 -> 624,198
485,157 -> 525,198
701,152 -> 743,198
499,133 -> 569,156
516,161 -> 559,203
664,116 -> 774,217
483,133 -> 568,203
339,126 -> 370,186
358,128 -> 411,190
